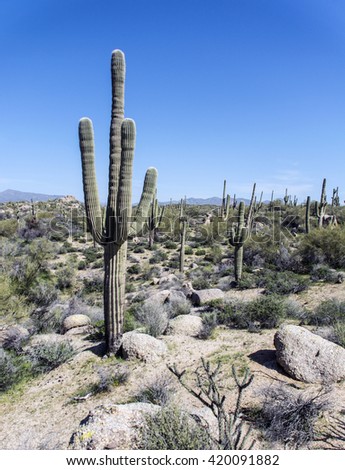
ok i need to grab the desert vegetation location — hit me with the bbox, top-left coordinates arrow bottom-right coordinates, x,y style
1,50 -> 345,451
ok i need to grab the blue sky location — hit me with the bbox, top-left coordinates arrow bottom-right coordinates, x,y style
1,0 -> 345,203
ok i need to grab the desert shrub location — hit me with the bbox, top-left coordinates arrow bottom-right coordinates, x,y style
333,322 -> 345,348
0,219 -> 18,238
310,264 -> 344,283
127,264 -> 141,275
123,306 -> 141,332
125,282 -> 136,293
82,275 -> 103,293
83,246 -> 102,264
136,374 -> 175,406
164,240 -> 178,250
93,364 -> 130,393
306,299 -> 345,326
55,265 -> 76,290
184,245 -> 193,255
0,348 -> 32,392
166,297 -> 191,318
27,281 -> 58,308
236,273 -> 258,290
191,276 -> 211,290
28,339 -> 75,373
260,385 -> 329,449
30,304 -> 65,334
208,295 -> 286,330
133,246 -> 145,254
199,311 -> 218,339
297,228 -> 345,270
204,244 -> 223,263
149,250 -> 167,264
195,248 -> 206,256
284,299 -> 307,321
259,270 -> 309,295
77,260 -> 87,270
135,301 -> 169,337
140,406 -> 212,450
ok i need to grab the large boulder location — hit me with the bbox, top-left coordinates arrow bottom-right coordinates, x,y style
142,290 -> 171,307
63,314 -> 91,333
274,324 -> 345,383
121,331 -> 167,363
69,403 -> 160,450
167,315 -> 203,337
190,288 -> 224,306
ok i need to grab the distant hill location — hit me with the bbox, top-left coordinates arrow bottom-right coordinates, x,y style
0,189 -> 64,203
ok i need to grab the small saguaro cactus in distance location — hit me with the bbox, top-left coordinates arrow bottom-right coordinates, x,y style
179,199 -> 188,273
305,196 -> 311,234
147,190 -> 165,248
220,179 -> 231,221
79,50 -> 157,354
316,178 -> 327,228
229,201 -> 247,283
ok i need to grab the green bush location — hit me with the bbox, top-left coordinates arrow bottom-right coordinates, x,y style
184,246 -> 193,255
306,299 -> 345,326
55,265 -> 76,290
260,270 -> 309,295
127,264 -> 141,275
297,228 -> 345,270
140,406 -> 212,450
164,240 -> 178,250
195,249 -> 206,256
0,219 -> 18,238
0,348 -> 32,392
28,339 -> 75,373
149,250 -> 168,264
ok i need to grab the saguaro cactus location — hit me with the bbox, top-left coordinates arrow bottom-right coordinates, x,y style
220,179 -> 231,220
229,201 -> 247,282
305,196 -> 311,234
316,178 -> 327,228
179,200 -> 187,273
147,190 -> 165,248
79,50 -> 157,353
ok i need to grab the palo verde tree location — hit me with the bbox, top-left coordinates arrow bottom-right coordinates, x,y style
79,50 -> 157,353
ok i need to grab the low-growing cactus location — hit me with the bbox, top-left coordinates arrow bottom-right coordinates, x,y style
79,50 -> 157,353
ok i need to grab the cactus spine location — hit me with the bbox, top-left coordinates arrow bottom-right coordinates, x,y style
305,196 -> 311,234
79,50 -> 157,353
229,201 -> 247,282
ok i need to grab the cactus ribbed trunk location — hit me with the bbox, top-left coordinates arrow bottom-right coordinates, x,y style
179,219 -> 187,273
234,245 -> 244,282
103,243 -> 126,353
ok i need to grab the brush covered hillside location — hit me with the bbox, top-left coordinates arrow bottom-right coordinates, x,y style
1,194 -> 345,450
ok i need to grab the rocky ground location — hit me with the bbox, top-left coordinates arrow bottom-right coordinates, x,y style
1,283 -> 345,450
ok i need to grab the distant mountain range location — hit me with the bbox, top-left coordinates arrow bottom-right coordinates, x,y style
0,189 -> 64,203
0,190 -> 253,206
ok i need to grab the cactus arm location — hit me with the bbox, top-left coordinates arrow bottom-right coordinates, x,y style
79,117 -> 105,244
129,167 -> 158,236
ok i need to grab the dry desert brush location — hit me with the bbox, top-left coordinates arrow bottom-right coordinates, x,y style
168,358 -> 255,450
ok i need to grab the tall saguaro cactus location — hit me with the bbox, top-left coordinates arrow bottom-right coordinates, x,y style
229,201 -> 247,283
79,50 -> 157,353
316,178 -> 327,228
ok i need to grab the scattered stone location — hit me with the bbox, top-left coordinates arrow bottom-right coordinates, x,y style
158,273 -> 179,285
190,288 -> 224,306
166,315 -> 203,337
0,325 -> 30,349
274,324 -> 345,383
69,403 -> 160,450
121,331 -> 167,363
